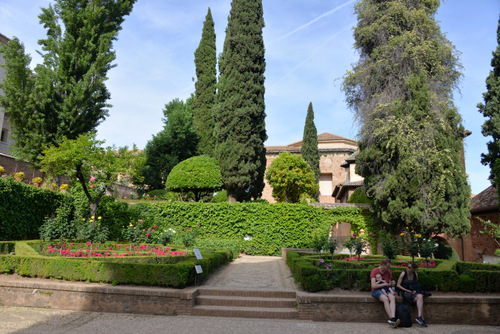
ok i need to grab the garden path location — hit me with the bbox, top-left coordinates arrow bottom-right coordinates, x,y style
202,255 -> 297,290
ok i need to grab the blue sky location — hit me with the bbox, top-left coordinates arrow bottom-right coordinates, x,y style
0,0 -> 499,195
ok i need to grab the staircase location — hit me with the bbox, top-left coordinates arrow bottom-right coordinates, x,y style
191,288 -> 298,319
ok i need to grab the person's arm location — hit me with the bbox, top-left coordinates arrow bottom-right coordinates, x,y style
371,276 -> 389,290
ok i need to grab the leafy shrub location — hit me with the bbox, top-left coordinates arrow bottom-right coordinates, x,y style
97,196 -> 135,241
458,274 -> 475,293
211,190 -> 228,203
380,228 -> 401,260
0,242 -> 15,254
157,228 -> 176,245
76,216 -> 109,244
434,240 -> 453,259
39,197 -> 77,241
0,177 -> 65,240
348,188 -> 370,203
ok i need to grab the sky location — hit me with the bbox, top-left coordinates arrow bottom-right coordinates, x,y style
0,0 -> 499,195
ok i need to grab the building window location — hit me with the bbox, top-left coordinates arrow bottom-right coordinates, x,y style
319,174 -> 333,196
0,129 -> 7,142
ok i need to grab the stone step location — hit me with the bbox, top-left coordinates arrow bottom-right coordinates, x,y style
197,288 -> 296,299
191,305 -> 299,319
193,288 -> 298,319
196,295 -> 296,308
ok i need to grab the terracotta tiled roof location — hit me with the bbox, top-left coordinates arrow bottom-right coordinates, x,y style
285,132 -> 357,148
332,180 -> 364,198
317,132 -> 355,142
0,33 -> 9,45
470,185 -> 499,213
266,132 -> 357,151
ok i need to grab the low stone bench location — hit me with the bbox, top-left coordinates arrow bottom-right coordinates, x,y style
0,275 -> 498,326
296,291 -> 500,325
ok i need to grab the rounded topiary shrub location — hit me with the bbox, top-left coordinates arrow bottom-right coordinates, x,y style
166,156 -> 222,202
434,241 -> 453,259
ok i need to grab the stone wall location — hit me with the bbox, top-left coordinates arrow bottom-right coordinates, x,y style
0,153 -> 46,184
0,275 -> 498,325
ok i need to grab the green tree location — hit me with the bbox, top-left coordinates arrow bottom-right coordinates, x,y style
166,155 -> 223,202
40,132 -> 138,217
140,97 -> 198,190
0,0 -> 136,168
301,102 -> 320,183
214,0 -> 267,202
265,152 -> 319,203
478,18 -> 500,193
342,0 -> 470,238
193,8 -> 217,157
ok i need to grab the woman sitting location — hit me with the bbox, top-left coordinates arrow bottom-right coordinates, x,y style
396,261 -> 428,327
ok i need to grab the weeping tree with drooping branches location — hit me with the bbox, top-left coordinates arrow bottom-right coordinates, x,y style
342,0 -> 470,239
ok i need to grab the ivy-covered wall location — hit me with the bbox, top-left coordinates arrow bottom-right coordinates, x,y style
131,202 -> 371,256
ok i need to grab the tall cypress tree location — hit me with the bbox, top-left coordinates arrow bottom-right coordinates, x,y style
0,0 -> 136,168
301,102 -> 320,183
214,0 -> 267,202
478,18 -> 500,193
342,0 -> 470,238
193,8 -> 217,157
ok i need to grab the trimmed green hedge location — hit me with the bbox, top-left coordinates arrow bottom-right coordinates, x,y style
286,251 -> 500,293
0,242 -> 15,254
132,202 -> 371,256
0,245 -> 232,288
0,178 -> 66,240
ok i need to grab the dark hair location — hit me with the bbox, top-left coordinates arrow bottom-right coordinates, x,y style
380,258 -> 391,266
407,261 -> 418,269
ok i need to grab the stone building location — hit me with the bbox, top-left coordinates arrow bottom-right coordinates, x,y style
262,132 -> 358,203
442,185 -> 500,263
332,151 -> 364,203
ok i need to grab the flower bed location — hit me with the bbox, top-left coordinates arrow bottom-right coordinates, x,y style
0,241 -> 233,288
37,241 -> 186,258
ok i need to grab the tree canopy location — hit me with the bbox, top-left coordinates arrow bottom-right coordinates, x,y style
479,17 -> 500,194
193,8 -> 217,157
165,155 -> 222,202
342,0 -> 470,238
214,0 -> 267,202
139,97 -> 198,190
265,152 -> 319,203
0,0 -> 136,167
301,102 -> 320,183
40,132 -> 138,217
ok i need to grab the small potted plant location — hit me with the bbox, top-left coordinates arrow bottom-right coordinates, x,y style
0,165 -> 4,177
59,183 -> 68,193
14,172 -> 25,182
32,177 -> 43,187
